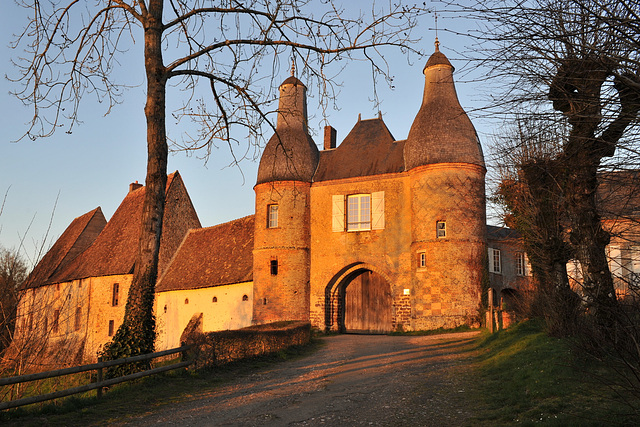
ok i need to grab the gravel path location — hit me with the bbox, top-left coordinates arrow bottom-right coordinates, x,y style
124,332 -> 480,426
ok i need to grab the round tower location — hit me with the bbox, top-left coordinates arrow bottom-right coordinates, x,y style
253,67 -> 319,324
404,40 -> 486,329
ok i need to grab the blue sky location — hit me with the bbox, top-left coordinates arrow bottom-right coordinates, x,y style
0,2 -> 496,267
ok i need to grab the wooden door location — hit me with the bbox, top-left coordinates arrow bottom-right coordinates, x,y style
344,270 -> 392,334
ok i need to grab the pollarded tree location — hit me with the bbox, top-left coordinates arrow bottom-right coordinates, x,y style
456,0 -> 640,322
10,1 -> 429,362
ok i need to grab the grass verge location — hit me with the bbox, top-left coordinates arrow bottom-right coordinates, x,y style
0,340 -> 322,426
470,320 -> 639,426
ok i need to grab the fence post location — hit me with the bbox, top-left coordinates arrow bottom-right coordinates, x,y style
96,357 -> 103,399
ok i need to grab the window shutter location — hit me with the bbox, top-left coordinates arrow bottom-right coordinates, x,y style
631,246 -> 640,273
371,191 -> 385,230
332,195 -> 345,232
524,253 -> 532,276
488,248 -> 494,273
608,245 -> 622,278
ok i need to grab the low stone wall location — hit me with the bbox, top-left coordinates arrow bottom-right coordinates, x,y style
182,321 -> 311,369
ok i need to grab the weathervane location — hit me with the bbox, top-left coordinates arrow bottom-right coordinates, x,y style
434,8 -> 440,51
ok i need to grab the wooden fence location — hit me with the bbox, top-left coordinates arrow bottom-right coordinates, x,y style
0,345 -> 192,411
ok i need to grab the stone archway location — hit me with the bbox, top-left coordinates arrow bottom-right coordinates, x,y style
325,264 -> 394,334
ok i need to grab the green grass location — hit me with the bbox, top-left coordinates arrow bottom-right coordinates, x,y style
470,320 -> 640,426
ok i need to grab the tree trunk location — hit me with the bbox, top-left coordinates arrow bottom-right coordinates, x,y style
101,0 -> 167,364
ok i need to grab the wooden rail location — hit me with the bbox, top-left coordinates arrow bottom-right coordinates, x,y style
0,345 -> 192,411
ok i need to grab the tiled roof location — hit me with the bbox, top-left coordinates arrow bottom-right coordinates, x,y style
50,172 -> 200,283
487,225 -> 521,241
313,117 -> 404,182
405,49 -> 484,170
156,215 -> 255,292
21,208 -> 107,290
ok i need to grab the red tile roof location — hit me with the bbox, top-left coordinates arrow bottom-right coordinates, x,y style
49,172 -> 200,283
156,215 -> 254,292
21,208 -> 107,290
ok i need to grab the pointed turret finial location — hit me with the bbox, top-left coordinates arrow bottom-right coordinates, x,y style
434,8 -> 440,52
291,58 -> 296,77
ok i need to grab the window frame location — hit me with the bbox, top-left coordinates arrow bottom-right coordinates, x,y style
346,193 -> 372,231
270,258 -> 279,275
417,251 -> 426,269
489,248 -> 502,274
267,204 -> 279,228
516,252 -> 526,276
436,221 -> 446,238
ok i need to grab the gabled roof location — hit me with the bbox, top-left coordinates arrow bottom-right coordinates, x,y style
314,117 -> 404,182
156,215 -> 254,292
21,208 -> 107,290
50,171 -> 200,283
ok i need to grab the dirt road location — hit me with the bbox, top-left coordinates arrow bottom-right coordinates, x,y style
125,332 -> 480,426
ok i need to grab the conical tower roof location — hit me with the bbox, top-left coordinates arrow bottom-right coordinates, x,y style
404,41 -> 484,170
256,71 -> 319,185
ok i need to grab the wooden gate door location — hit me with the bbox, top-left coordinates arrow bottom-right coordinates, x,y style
343,270 -> 392,334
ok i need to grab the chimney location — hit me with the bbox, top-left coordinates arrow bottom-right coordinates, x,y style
129,181 -> 142,193
324,126 -> 337,150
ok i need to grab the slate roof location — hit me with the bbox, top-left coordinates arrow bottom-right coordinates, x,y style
487,225 -> 522,241
21,208 -> 107,290
313,118 -> 405,182
49,172 -> 198,283
597,170 -> 640,219
156,215 -> 255,292
404,48 -> 484,170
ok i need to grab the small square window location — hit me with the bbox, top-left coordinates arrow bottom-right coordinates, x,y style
270,259 -> 278,275
436,221 -> 446,238
268,204 -> 279,228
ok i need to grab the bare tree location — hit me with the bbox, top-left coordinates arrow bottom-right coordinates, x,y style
0,247 -> 28,354
10,1 -> 429,362
490,117 -> 581,335
454,0 -> 640,323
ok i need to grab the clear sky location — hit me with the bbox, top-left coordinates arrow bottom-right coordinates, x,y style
0,2 -> 496,268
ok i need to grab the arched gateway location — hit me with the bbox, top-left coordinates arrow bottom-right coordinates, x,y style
325,263 -> 394,334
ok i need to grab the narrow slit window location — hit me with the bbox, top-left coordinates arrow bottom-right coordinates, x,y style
74,307 -> 82,331
108,320 -> 114,337
436,221 -> 446,238
417,252 -> 426,269
270,259 -> 278,275
112,283 -> 120,306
